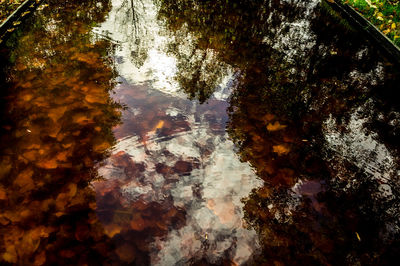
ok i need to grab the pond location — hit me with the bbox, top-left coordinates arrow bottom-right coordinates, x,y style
1,0 -> 400,265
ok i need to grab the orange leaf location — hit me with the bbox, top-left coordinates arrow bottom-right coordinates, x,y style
272,144 -> 290,155
36,158 -> 58,169
103,224 -> 122,238
267,121 -> 287,131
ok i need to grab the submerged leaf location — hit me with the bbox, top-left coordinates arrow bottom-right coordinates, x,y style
272,144 -> 290,155
267,121 -> 287,131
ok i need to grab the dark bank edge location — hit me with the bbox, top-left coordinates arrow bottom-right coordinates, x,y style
325,0 -> 400,66
0,0 -> 43,46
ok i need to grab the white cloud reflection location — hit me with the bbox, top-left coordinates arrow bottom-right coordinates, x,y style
93,0 -> 263,264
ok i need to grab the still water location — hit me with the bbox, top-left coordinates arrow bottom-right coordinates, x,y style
1,0 -> 400,265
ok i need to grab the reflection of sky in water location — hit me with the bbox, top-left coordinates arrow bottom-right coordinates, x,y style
92,0 -> 262,264
93,0 -> 233,100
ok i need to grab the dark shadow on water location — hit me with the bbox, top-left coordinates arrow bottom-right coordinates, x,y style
157,0 -> 400,264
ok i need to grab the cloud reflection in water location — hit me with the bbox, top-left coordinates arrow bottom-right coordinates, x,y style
92,0 -> 262,264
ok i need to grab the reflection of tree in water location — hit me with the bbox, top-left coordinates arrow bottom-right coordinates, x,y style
157,0 -> 277,103
158,0 -> 400,264
107,0 -> 150,67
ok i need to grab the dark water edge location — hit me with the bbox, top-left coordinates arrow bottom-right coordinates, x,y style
1,0 -> 400,265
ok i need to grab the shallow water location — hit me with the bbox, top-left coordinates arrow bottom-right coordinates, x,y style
1,0 -> 400,265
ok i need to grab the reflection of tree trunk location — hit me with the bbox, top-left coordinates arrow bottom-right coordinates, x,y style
130,0 -> 138,35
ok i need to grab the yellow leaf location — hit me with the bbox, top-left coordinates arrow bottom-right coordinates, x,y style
154,120 -> 164,130
356,232 -> 361,241
148,120 -> 165,135
383,29 -> 390,35
392,23 -> 396,30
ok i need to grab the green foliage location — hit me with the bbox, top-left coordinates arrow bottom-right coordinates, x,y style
343,0 -> 400,46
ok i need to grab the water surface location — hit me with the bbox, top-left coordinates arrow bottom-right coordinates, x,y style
1,0 -> 400,265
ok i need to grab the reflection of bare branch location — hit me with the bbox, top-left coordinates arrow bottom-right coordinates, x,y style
112,0 -> 149,67
114,0 -> 143,39
130,0 -> 138,35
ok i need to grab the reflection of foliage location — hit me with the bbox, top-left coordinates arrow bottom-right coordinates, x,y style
112,0 -> 149,67
158,0 -> 400,264
157,0 -> 285,103
170,43 -> 229,103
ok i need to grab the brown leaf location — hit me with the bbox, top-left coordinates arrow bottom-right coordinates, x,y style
56,151 -> 70,162
2,245 -> 18,263
0,186 -> 7,200
22,150 -> 40,162
74,223 -> 90,241
59,250 -> 75,258
85,93 -> 107,104
36,158 -> 58,169
93,141 -> 111,152
130,214 -> 146,231
262,113 -> 275,122
19,229 -> 42,256
0,215 -> 10,225
115,243 -> 136,263
72,113 -> 92,124
68,183 -> 78,198
33,250 -> 46,266
47,106 -> 68,122
174,161 -> 192,174
14,168 -> 35,192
